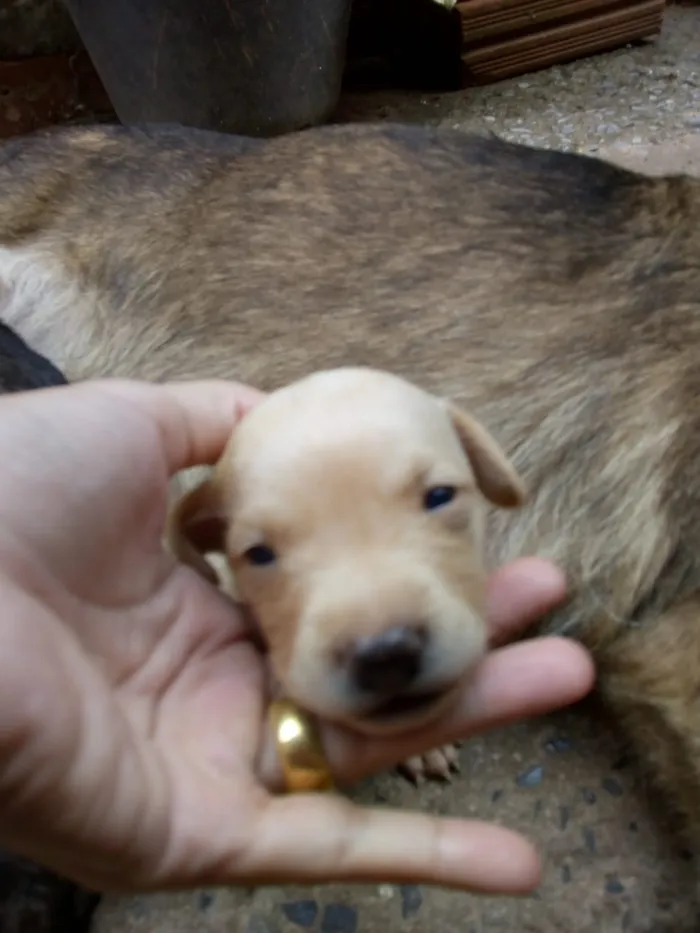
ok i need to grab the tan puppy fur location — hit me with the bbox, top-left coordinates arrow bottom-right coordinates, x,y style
168,367 -> 525,778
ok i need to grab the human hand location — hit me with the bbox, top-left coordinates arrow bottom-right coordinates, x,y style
0,379 -> 593,894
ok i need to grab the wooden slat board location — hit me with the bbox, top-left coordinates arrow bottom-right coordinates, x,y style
458,0 -> 665,84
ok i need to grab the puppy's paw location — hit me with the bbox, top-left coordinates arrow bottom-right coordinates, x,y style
398,743 -> 461,784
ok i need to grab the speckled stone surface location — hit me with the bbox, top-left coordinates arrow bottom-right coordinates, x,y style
92,6 -> 700,933
94,707 -> 700,933
337,4 -> 700,159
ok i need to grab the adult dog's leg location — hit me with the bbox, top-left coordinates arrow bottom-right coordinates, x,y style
600,597 -> 700,842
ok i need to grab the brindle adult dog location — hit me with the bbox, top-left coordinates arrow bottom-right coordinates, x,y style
0,121 -> 698,837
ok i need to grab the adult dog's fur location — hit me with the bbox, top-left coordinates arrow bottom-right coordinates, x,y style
1,121 -> 699,836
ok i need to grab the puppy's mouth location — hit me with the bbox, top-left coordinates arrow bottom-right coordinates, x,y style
365,687 -> 451,724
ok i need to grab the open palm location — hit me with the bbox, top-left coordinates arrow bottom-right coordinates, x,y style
0,379 -> 592,894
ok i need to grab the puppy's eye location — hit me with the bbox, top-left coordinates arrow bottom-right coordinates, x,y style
423,485 -> 457,511
243,544 -> 277,566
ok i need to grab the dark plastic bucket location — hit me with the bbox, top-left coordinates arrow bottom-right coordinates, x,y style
63,0 -> 352,136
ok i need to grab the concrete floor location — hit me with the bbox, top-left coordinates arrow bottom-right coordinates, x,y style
94,6 -> 700,933
338,5 -> 700,157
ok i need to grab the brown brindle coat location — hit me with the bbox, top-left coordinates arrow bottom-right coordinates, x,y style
1,122 -> 700,834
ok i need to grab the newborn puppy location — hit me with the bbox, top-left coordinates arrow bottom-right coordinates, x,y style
169,367 -> 526,780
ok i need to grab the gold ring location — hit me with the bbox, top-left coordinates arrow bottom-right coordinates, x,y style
268,699 -> 335,794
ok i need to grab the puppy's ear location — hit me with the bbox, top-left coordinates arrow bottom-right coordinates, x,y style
166,478 -> 229,585
447,403 -> 526,509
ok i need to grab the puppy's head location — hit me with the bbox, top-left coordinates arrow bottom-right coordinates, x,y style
169,368 -> 525,735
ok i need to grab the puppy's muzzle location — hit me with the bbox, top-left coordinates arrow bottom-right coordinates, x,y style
350,623 -> 426,693
338,622 -> 455,724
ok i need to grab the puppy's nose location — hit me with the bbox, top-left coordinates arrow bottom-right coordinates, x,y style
350,625 -> 427,695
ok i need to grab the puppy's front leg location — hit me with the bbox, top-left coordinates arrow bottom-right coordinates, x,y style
398,744 -> 462,784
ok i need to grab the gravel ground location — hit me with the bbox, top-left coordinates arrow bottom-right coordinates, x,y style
336,5 -> 700,158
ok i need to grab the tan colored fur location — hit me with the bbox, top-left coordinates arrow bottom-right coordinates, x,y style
168,366 -> 524,734
1,121 -> 700,828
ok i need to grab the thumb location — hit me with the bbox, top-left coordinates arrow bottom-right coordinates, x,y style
89,378 -> 266,474
228,793 -> 541,893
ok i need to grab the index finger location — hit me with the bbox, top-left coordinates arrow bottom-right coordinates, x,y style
486,558 -> 567,646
